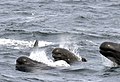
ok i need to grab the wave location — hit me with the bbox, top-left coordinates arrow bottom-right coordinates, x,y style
4,28 -> 79,35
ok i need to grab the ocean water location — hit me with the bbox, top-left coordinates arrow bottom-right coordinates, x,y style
1,0 -> 120,82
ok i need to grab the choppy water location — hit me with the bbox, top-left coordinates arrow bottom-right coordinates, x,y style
1,0 -> 120,82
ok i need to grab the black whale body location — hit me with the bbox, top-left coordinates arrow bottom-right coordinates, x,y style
16,56 -> 37,72
16,56 -> 53,72
15,40 -> 53,72
99,42 -> 120,65
52,48 -> 87,64
16,40 -> 87,72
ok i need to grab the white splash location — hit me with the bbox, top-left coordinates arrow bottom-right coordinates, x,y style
59,34 -> 82,61
59,42 -> 82,61
29,48 -> 70,67
101,55 -> 118,67
0,38 -> 52,49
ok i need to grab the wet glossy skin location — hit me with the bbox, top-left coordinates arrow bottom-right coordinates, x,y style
16,40 -> 87,72
16,56 -> 52,72
16,56 -> 39,72
52,48 -> 87,64
99,42 -> 120,65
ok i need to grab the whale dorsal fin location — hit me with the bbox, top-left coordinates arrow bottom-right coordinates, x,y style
33,40 -> 38,47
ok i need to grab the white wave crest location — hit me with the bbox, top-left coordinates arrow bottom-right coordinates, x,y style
0,38 -> 52,49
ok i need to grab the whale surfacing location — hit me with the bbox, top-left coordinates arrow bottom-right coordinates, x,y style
52,48 -> 87,64
99,42 -> 120,66
15,40 -> 54,72
16,56 -> 52,72
16,40 -> 87,72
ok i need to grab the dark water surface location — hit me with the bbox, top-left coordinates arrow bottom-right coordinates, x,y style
1,0 -> 120,82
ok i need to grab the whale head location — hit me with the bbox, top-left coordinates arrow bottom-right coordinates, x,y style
16,56 -> 38,72
99,42 -> 120,65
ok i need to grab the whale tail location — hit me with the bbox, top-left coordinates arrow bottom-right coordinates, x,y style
33,40 -> 38,47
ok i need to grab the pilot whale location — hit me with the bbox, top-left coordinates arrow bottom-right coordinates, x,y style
16,40 -> 54,72
16,56 -> 53,72
52,48 -> 87,64
99,42 -> 120,66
